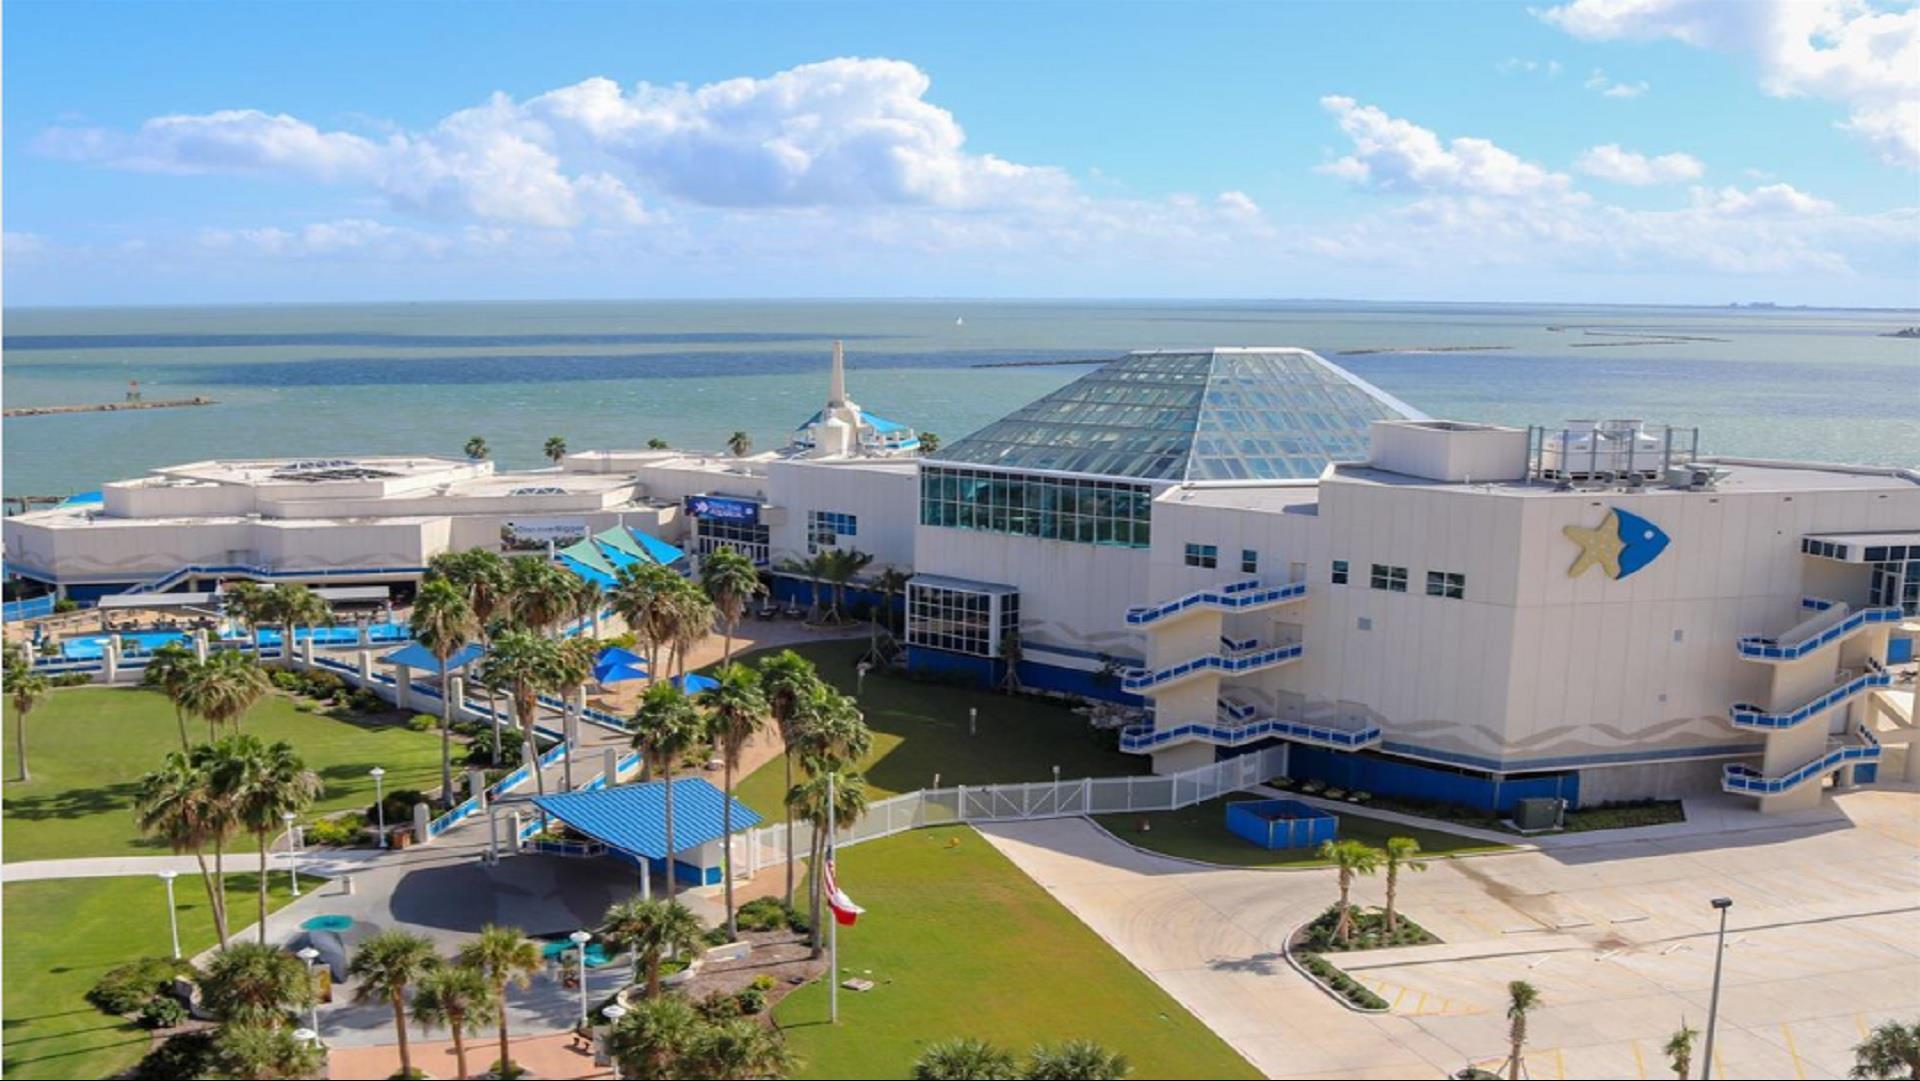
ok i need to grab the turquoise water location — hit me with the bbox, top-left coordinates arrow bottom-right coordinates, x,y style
60,621 -> 410,658
4,300 -> 1915,498
300,915 -> 355,933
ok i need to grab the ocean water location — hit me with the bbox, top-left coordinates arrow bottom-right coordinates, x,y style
3,299 -> 1916,498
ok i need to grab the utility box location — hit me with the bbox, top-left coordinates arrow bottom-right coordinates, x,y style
1512,798 -> 1562,831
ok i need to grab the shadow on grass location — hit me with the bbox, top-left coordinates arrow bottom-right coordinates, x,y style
3,780 -> 142,823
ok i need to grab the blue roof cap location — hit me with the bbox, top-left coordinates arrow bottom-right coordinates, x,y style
380,641 -> 485,673
530,778 -> 761,859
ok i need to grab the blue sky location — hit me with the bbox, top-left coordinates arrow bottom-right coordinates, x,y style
6,0 -> 1917,306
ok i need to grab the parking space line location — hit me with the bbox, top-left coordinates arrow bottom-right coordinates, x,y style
1393,986 -> 1406,1010
1414,991 -> 1429,1014
1631,1038 -> 1648,1080
1552,1046 -> 1568,1079
1782,1022 -> 1807,1080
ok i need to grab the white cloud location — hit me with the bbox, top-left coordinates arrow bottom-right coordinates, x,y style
1689,182 -> 1836,216
34,58 -> 1077,226
1576,143 -> 1706,184
1584,68 -> 1650,98
1540,0 -> 1920,166
197,218 -> 454,259
1317,96 -> 1570,196
1497,57 -> 1564,76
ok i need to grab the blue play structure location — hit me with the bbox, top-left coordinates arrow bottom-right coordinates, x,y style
1225,798 -> 1336,850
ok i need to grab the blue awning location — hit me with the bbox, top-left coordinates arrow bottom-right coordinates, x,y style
380,641 -> 485,673
628,531 -> 686,565
673,673 -> 719,694
529,778 -> 761,859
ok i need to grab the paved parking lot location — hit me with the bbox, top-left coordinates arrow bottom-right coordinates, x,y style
980,789 -> 1920,1080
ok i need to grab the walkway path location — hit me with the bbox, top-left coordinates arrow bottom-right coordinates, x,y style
978,788 -> 1920,1080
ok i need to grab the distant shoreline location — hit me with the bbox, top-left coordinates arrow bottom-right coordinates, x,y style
4,397 -> 216,418
1335,345 -> 1513,355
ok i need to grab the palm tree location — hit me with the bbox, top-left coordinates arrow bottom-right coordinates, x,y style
1503,980 -> 1541,1081
918,431 -> 940,454
872,565 -> 911,636
349,930 -> 441,1079
787,765 -> 869,957
757,650 -> 822,904
431,549 -> 511,737
465,436 -> 490,460
913,1037 -> 1019,1080
664,581 -> 715,678
506,555 -> 579,635
202,941 -> 313,1026
1023,1040 -> 1131,1080
776,553 -> 832,620
1663,1020 -> 1698,1080
601,897 -> 705,998
1850,1019 -> 1920,1079
632,682 -> 703,899
134,751 -> 233,946
998,629 -> 1024,694
179,650 -> 270,738
411,577 -> 477,805
819,548 -> 874,624
1381,836 -> 1427,934
480,629 -> 563,797
646,437 -> 669,450
213,1022 -> 327,1080
8,662 -> 48,783
142,639 -> 198,750
456,924 -> 542,1080
610,563 -> 675,676
697,662 -> 767,938
726,430 -> 752,458
263,584 -> 330,661
413,962 -> 495,1080
690,1016 -> 794,1079
1317,839 -> 1384,945
224,581 -> 269,643
544,435 -> 568,465
553,635 -> 598,788
217,736 -> 321,942
607,995 -> 702,1081
700,547 -> 763,663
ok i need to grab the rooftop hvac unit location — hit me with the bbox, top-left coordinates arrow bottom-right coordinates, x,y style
1512,797 -> 1563,831
1664,465 -> 1726,491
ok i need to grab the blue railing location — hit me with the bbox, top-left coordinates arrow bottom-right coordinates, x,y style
2,595 -> 55,622
1737,607 -> 1903,661
1722,733 -> 1881,796
121,562 -> 429,596
1122,642 -> 1305,693
535,691 -> 629,733
1120,714 -> 1381,753
1125,579 -> 1308,626
1218,699 -> 1258,723
426,794 -> 484,838
1729,667 -> 1891,730
582,751 -> 642,793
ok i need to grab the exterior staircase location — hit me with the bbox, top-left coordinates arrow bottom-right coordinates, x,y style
1125,579 -> 1307,626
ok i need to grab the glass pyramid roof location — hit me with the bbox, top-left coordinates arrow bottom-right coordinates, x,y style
929,348 -> 1425,482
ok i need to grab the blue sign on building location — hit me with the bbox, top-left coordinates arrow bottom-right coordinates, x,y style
686,495 -> 761,525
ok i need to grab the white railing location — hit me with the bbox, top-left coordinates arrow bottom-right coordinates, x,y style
742,746 -> 1287,872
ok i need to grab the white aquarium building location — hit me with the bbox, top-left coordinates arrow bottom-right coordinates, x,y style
8,343 -> 1916,812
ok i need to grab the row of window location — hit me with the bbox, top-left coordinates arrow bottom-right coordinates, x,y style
920,466 -> 1154,548
1328,559 -> 1466,599
806,510 -> 858,553
1182,544 -> 1262,573
696,519 -> 770,564
905,583 -> 1021,657
1802,537 -> 1920,564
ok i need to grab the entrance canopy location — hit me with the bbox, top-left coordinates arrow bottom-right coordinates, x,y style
381,641 -> 485,673
529,778 -> 760,859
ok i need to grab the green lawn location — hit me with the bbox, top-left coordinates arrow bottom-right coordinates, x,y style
3,686 -> 445,862
727,640 -> 1146,818
3,873 -> 303,1081
772,825 -> 1259,1080
1092,793 -> 1510,867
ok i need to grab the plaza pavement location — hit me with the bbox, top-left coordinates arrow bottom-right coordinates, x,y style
979,788 -> 1920,1081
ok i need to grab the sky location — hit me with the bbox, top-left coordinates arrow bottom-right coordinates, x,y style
4,0 -> 1918,307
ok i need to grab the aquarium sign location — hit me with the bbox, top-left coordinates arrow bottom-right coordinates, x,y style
686,495 -> 761,524
501,519 -> 588,552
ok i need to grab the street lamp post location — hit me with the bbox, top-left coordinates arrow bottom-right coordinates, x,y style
156,870 -> 181,960
283,811 -> 302,897
370,767 -> 388,848
570,930 -> 593,1029
296,947 -> 321,1034
602,1004 -> 628,1080
1700,897 -> 1733,1080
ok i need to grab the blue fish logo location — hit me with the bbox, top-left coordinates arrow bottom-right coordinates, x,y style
1564,507 -> 1670,581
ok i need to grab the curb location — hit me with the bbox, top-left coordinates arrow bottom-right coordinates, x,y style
1281,920 -> 1390,1014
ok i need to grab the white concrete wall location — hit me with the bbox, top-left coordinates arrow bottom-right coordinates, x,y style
766,459 -> 917,570
913,525 -> 1150,661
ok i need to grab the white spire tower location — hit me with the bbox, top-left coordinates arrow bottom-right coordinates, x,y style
829,339 -> 848,408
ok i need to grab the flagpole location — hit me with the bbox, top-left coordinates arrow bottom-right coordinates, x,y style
827,770 -> 838,1024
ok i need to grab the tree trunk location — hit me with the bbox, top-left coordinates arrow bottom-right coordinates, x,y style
722,757 -> 737,939
1385,867 -> 1398,934
646,952 -> 661,999
782,750 -> 795,904
173,704 -> 190,753
451,1020 -> 468,1080
496,992 -> 513,1077
393,993 -> 413,1077
1335,871 -> 1352,944
13,708 -> 27,783
256,830 -> 271,944
192,850 -> 224,950
1506,1026 -> 1523,1081
439,653 -> 455,809
212,835 -> 229,948
807,828 -> 825,958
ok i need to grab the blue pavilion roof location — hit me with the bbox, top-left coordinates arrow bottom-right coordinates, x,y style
529,778 -> 761,859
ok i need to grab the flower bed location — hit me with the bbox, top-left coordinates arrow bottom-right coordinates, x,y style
1285,905 -> 1439,1013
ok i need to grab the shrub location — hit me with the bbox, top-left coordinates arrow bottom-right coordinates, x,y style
733,986 -> 767,1015
131,1030 -> 219,1080
463,729 -> 523,768
53,597 -> 79,613
304,812 -> 367,847
750,974 -> 777,993
695,990 -> 744,1021
1297,951 -> 1388,1010
87,957 -> 196,1016
293,701 -> 316,713
735,896 -> 801,933
702,926 -> 732,948
50,672 -> 94,687
138,996 -> 188,1030
348,688 -> 383,713
407,713 -> 439,732
369,789 -> 427,825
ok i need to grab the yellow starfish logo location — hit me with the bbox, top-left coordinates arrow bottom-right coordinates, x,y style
1564,510 -> 1625,579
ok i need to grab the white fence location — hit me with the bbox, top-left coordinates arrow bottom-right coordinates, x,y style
739,745 -> 1287,874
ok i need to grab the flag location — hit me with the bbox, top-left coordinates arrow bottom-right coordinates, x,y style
823,848 -> 864,926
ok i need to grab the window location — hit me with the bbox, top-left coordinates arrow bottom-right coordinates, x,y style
695,518 -> 769,565
1241,549 -> 1259,574
907,582 -> 1019,657
1426,570 -> 1465,599
1370,563 -> 1408,592
806,510 -> 858,553
1331,559 -> 1349,585
919,465 -> 1152,548
1184,543 -> 1218,569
